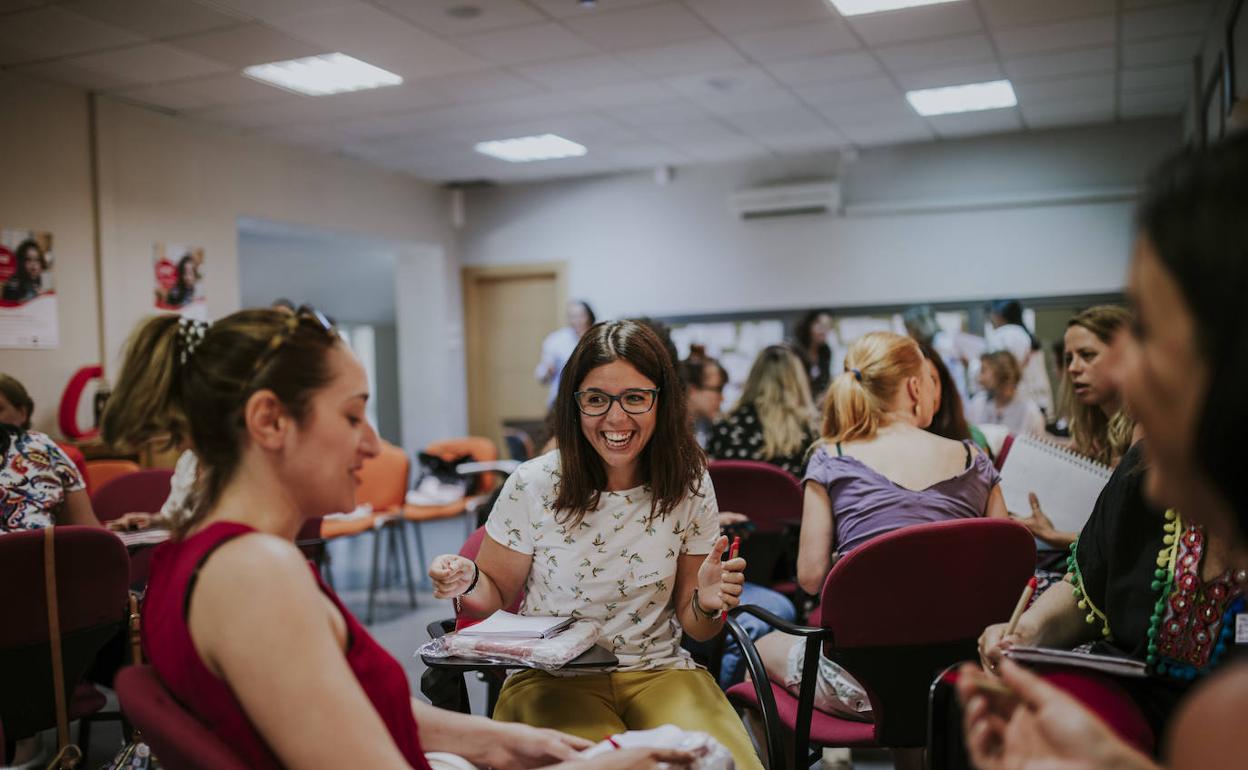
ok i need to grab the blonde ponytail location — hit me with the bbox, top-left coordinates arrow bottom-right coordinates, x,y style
820,332 -> 924,444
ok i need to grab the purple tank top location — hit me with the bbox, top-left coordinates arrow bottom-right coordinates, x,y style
802,441 -> 999,557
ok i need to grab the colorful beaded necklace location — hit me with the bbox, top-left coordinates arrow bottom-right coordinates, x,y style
1068,510 -> 1248,681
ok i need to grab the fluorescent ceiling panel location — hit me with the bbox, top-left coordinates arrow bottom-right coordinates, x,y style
475,134 -> 587,162
829,0 -> 962,16
906,79 -> 1017,115
244,53 -> 402,96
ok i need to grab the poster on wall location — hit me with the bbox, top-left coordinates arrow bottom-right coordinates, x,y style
0,228 -> 59,349
153,242 -> 206,320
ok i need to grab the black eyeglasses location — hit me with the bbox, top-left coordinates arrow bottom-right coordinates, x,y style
241,305 -> 337,391
574,388 -> 660,416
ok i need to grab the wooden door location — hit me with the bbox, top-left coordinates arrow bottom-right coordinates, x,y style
463,264 -> 566,450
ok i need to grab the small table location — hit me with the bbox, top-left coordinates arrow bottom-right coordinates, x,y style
421,643 -> 618,671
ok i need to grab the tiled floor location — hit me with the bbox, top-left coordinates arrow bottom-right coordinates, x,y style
65,527 -> 894,769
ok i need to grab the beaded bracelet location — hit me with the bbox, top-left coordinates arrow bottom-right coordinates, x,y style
452,561 -> 480,615
692,588 -> 717,620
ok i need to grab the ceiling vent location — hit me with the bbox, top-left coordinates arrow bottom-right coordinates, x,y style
728,180 -> 841,220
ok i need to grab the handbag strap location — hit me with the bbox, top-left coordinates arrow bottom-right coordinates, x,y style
43,527 -> 82,770
128,592 -> 143,666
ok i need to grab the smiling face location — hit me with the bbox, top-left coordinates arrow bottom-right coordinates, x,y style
1120,239 -> 1209,512
280,344 -> 380,517
577,359 -> 658,490
1064,325 -> 1119,410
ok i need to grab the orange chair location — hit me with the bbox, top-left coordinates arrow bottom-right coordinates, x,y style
83,459 -> 141,497
402,437 -> 501,581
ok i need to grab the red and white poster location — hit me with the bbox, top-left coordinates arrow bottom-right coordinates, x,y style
0,228 -> 58,348
153,242 -> 206,320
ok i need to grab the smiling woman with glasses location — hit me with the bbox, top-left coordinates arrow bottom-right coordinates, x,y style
429,319 -> 763,770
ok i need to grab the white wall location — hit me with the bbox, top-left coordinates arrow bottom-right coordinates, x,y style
460,119 -> 1180,320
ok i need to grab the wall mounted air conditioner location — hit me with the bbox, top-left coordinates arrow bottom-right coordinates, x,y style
728,180 -> 841,220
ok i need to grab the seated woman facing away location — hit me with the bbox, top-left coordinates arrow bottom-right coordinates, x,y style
753,332 -> 1007,729
707,344 -> 817,478
429,320 -> 763,770
1,372 -> 100,533
104,311 -> 689,770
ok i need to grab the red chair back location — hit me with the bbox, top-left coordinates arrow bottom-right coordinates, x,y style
818,517 -> 1035,746
90,469 -> 175,523
454,526 -> 522,630
0,527 -> 129,742
707,460 -> 802,534
83,459 -> 141,497
116,665 -> 248,770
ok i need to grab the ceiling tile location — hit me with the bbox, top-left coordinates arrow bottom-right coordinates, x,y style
199,0 -> 364,23
763,51 -> 882,87
59,0 -> 244,38
563,4 -> 712,52
1013,72 -> 1115,104
0,0 -> 43,11
454,22 -> 597,66
728,20 -> 860,63
1020,96 -> 1115,128
64,43 -> 231,85
926,107 -> 1023,138
600,99 -> 712,128
371,0 -> 544,37
662,64 -> 780,98
11,59 -> 143,90
875,34 -> 996,74
526,0 -> 668,19
565,80 -> 682,108
979,0 -> 1115,27
724,104 -> 828,135
1120,62 -> 1193,92
513,54 -> 645,89
675,136 -> 771,164
759,128 -> 849,155
425,69 -> 546,103
893,61 -> 1005,91
1001,46 -> 1115,81
684,0 -> 833,36
617,38 -> 747,77
598,142 -> 690,167
1119,86 -> 1191,117
271,3 -> 489,80
1121,3 -> 1214,40
815,96 -> 916,125
696,86 -> 807,116
836,116 -> 934,147
846,2 -> 982,46
190,81 -> 455,129
643,118 -> 744,144
0,6 -> 143,65
1121,34 -> 1203,68
991,15 -> 1116,57
793,75 -> 902,107
171,23 -> 324,67
111,72 -> 282,111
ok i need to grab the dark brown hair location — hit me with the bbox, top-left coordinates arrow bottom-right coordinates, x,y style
552,320 -> 705,526
102,310 -> 339,537
918,343 -> 971,442
0,373 -> 34,430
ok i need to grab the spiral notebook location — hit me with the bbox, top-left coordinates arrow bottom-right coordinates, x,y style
999,435 -> 1112,548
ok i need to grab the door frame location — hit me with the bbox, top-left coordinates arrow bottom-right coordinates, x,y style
461,262 -> 568,441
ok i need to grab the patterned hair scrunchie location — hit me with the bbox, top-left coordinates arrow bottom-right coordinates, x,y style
176,317 -> 209,366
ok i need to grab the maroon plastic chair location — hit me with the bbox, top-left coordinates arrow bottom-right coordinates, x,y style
0,527 -> 129,762
725,517 -> 1035,770
90,469 -> 175,524
708,460 -> 804,591
116,665 -> 248,770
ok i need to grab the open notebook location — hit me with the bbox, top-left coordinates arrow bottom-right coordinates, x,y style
999,435 -> 1112,548
1006,646 -> 1147,678
457,611 -> 574,639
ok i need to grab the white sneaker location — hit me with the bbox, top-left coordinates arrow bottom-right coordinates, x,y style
822,747 -> 852,770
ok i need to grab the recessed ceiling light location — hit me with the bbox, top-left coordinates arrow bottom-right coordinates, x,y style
244,53 -> 402,96
474,134 -> 587,163
828,0 -> 961,17
906,79 -> 1017,116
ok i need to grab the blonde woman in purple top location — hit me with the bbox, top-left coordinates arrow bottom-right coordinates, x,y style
752,333 -> 1008,743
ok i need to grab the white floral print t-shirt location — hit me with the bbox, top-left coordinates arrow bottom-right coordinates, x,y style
484,450 -> 719,671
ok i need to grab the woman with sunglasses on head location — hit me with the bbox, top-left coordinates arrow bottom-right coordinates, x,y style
429,320 -> 762,770
106,309 -> 687,770
958,132 -> 1248,770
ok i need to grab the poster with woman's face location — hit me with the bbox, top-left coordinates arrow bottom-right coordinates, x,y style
153,242 -> 206,320
0,228 -> 58,348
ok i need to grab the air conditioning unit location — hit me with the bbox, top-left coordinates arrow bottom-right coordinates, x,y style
728,180 -> 841,220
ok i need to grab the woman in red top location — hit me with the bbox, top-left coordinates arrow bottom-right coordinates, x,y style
104,309 -> 692,770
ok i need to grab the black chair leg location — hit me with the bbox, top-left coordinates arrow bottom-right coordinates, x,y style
366,526 -> 383,624
78,715 -> 92,760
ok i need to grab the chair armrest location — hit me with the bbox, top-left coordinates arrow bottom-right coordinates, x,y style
427,618 -> 455,640
730,604 -> 825,638
722,615 -> 788,770
455,460 -> 520,476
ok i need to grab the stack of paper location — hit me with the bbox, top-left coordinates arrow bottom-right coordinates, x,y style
1006,646 -> 1147,678
458,611 -> 574,639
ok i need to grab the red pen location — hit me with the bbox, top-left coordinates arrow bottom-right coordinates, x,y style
720,535 -> 741,621
604,735 -> 621,750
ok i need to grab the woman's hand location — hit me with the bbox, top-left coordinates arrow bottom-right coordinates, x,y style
695,535 -> 746,614
469,722 -> 593,769
978,618 -> 1036,672
956,660 -> 1159,770
428,554 -> 476,600
1011,493 -> 1076,549
106,512 -> 155,532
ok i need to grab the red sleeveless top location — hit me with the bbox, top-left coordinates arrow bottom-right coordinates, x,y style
142,522 -> 431,769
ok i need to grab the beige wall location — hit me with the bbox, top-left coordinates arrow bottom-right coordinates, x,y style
1,73 -> 462,443
0,74 -> 99,436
